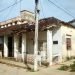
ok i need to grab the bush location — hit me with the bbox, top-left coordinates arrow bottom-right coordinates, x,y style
66,57 -> 71,61
70,61 -> 75,72
71,56 -> 75,59
42,61 -> 49,67
58,61 -> 75,72
66,56 -> 75,61
58,65 -> 69,71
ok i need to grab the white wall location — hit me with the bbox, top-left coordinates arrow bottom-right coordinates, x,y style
52,25 -> 75,61
26,25 -> 75,62
61,25 -> 75,59
52,27 -> 62,57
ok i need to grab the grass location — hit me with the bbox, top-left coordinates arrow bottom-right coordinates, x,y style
66,56 -> 75,61
58,65 -> 69,71
58,61 -> 75,72
42,61 -> 49,67
70,61 -> 75,72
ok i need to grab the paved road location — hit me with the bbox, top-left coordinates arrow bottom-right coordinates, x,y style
0,63 -> 75,75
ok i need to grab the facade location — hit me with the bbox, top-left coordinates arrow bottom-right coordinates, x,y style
0,10 -> 75,65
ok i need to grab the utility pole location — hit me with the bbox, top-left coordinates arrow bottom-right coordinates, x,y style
34,0 -> 40,71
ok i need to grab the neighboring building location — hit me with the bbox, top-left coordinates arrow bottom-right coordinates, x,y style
68,19 -> 75,26
0,10 -> 75,65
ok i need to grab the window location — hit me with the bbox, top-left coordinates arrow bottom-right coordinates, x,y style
53,41 -> 58,44
66,38 -> 71,50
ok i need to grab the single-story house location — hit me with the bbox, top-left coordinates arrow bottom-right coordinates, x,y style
0,10 -> 75,65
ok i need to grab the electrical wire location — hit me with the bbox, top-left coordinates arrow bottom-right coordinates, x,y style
48,0 -> 75,18
40,0 -> 45,18
3,4 -> 16,20
0,0 -> 23,13
54,0 -> 74,17
0,0 -> 23,22
20,0 -> 21,12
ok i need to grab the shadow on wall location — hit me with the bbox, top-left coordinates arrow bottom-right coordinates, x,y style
53,56 -> 59,64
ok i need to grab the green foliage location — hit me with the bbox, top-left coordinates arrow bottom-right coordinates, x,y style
66,57 -> 71,61
70,56 -> 75,59
70,61 -> 75,72
42,61 -> 49,67
58,61 -> 75,72
66,56 -> 75,61
58,65 -> 69,71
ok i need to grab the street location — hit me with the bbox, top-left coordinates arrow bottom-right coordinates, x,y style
0,62 -> 75,75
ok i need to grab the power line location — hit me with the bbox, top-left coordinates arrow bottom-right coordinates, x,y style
3,4 -> 16,20
0,0 -> 22,21
54,0 -> 74,17
0,0 -> 23,13
20,0 -> 21,11
40,0 -> 45,18
48,0 -> 75,18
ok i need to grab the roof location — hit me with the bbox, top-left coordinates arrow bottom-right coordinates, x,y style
68,19 -> 75,23
67,19 -> 75,27
39,17 -> 75,28
0,17 -> 74,36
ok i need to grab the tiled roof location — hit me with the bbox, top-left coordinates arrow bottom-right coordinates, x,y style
0,17 -> 74,36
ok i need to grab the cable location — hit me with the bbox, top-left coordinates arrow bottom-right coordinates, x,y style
54,0 -> 74,17
48,0 -> 75,18
40,0 -> 45,18
0,0 -> 22,21
20,0 -> 21,12
3,4 -> 16,20
0,0 -> 21,18
0,0 -> 23,13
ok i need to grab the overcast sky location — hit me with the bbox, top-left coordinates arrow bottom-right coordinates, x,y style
0,0 -> 75,22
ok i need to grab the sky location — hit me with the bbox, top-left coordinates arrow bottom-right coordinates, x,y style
0,0 -> 75,22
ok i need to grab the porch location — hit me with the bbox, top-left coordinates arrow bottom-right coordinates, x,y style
0,30 -> 54,66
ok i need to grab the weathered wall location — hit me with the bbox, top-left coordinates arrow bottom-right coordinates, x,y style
52,27 -> 62,57
61,25 -> 75,60
52,27 -> 62,63
26,31 -> 47,54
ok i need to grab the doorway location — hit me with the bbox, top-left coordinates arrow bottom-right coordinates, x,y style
8,36 -> 14,57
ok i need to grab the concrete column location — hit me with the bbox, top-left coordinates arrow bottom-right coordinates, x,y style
58,53 -> 62,63
22,33 -> 26,62
4,35 -> 8,57
67,50 -> 71,58
14,35 -> 19,59
47,30 -> 52,66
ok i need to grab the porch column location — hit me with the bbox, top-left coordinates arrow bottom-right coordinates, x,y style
4,35 -> 8,57
22,33 -> 26,62
14,35 -> 19,59
47,30 -> 52,66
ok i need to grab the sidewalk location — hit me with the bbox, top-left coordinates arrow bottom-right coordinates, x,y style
0,60 -> 75,75
0,58 -> 26,68
0,58 -> 75,75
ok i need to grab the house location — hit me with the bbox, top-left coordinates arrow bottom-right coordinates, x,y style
0,10 -> 75,65
68,19 -> 75,26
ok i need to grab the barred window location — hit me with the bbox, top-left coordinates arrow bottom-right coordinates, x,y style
66,38 -> 71,50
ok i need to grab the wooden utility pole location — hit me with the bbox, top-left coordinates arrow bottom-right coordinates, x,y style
34,0 -> 39,71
